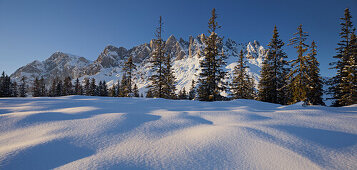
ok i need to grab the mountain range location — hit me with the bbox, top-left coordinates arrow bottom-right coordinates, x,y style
10,34 -> 268,95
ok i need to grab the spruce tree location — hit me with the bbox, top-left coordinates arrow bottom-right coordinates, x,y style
110,83 -> 116,97
49,78 -> 58,97
120,74 -> 128,97
84,78 -> 90,96
231,50 -> 255,99
123,56 -> 137,96
149,16 -> 166,98
74,78 -> 82,95
188,80 -> 196,100
178,87 -> 188,99
0,72 -> 12,97
287,24 -> 310,104
101,81 -> 108,96
19,76 -> 27,97
163,53 -> 176,99
63,77 -> 73,96
306,41 -> 325,105
258,26 -> 290,104
33,77 -> 41,97
116,80 -> 121,97
329,8 -> 356,106
133,84 -> 139,97
197,8 -> 227,101
90,78 -> 96,96
11,81 -> 18,97
40,77 -> 46,96
56,79 -> 63,96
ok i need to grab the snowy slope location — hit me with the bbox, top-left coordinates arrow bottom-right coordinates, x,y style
0,96 -> 356,169
10,35 -> 266,96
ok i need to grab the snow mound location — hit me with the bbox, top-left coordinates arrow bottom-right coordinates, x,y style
0,96 -> 356,169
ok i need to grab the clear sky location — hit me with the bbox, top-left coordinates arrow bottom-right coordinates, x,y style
0,0 -> 356,77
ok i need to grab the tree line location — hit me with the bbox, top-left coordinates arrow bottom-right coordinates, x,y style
1,8 -> 355,106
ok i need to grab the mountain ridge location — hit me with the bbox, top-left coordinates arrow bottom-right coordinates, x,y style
10,34 -> 267,95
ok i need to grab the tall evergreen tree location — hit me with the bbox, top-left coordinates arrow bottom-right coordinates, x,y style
231,50 -> 255,99
197,8 -> 227,101
0,72 -> 11,97
116,80 -> 121,97
258,26 -> 290,104
110,83 -> 116,97
39,77 -> 46,96
287,24 -> 310,104
32,77 -> 41,97
178,87 -> 188,99
120,74 -> 129,97
84,78 -> 90,96
306,41 -> 325,105
163,53 -> 176,99
123,56 -> 137,96
11,81 -> 18,97
63,77 -> 73,96
329,8 -> 356,106
149,16 -> 166,98
188,80 -> 196,100
49,77 -> 58,97
89,78 -> 97,96
56,79 -> 63,96
74,78 -> 82,95
19,76 -> 27,97
133,84 -> 139,97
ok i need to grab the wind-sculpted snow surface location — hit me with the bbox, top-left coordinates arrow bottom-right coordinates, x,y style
0,96 -> 356,169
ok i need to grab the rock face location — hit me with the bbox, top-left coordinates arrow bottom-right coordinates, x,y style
11,34 -> 267,96
11,52 -> 92,84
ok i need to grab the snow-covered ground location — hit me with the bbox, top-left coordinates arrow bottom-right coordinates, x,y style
0,96 -> 356,170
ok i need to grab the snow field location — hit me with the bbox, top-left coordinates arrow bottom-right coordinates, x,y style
0,96 -> 356,169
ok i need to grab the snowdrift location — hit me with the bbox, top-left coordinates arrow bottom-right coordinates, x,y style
0,96 -> 356,169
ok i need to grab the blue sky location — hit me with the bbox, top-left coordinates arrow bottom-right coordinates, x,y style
0,0 -> 356,77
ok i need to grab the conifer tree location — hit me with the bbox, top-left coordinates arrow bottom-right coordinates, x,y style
49,78 -> 58,97
11,81 -> 18,97
56,79 -> 63,96
89,78 -> 96,96
188,80 -> 196,100
110,83 -> 116,97
231,50 -> 255,99
40,77 -> 46,96
33,77 -> 41,97
0,72 -> 12,97
149,16 -> 166,98
63,77 -> 73,96
306,41 -> 325,105
84,78 -> 90,96
74,78 -> 82,95
133,84 -> 139,97
178,87 -> 188,99
329,8 -> 356,106
123,56 -> 137,96
258,26 -> 290,104
146,89 -> 154,98
197,8 -> 227,101
287,24 -> 310,104
19,76 -> 27,97
116,80 -> 121,97
120,74 -> 128,97
101,81 -> 108,96
163,53 -> 176,99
